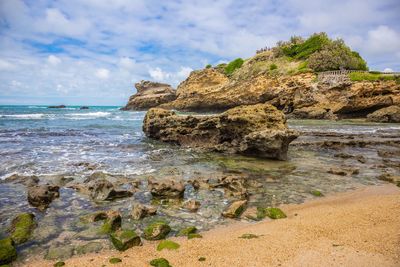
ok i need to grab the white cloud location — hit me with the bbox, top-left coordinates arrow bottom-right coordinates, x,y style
383,68 -> 393,72
95,68 -> 110,80
0,59 -> 16,71
365,26 -> 400,56
47,55 -> 61,66
149,67 -> 170,82
177,67 -> 193,78
118,57 -> 136,70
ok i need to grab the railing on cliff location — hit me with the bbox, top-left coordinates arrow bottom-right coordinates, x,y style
317,70 -> 400,83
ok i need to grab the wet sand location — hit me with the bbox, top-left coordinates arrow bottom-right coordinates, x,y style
25,184 -> 400,267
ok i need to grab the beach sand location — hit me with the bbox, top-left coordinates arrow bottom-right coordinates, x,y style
25,184 -> 400,267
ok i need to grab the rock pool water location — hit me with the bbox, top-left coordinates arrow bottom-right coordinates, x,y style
0,105 -> 399,264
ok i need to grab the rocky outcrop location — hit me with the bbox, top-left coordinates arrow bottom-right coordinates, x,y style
367,105 -> 400,123
122,81 -> 176,110
160,64 -> 400,120
143,103 -> 298,160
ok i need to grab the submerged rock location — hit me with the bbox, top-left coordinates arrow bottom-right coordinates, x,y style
367,105 -> 400,123
143,103 -> 298,160
182,199 -> 201,212
48,105 -> 66,109
122,81 -> 176,110
9,213 -> 36,245
45,245 -> 74,260
222,200 -> 247,218
0,238 -> 17,265
99,211 -> 122,234
131,203 -> 157,220
378,174 -> 400,187
110,230 -> 141,251
75,242 -> 103,255
143,221 -> 171,240
1,174 -> 39,187
27,184 -> 60,210
147,177 -> 185,199
176,226 -> 197,237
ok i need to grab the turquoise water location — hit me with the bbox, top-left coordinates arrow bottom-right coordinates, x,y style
0,105 -> 399,263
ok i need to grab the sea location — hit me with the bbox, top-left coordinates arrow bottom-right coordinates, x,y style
0,105 -> 399,263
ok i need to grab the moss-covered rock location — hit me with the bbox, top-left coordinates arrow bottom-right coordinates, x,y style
310,190 -> 323,197
150,258 -> 171,267
176,226 -> 197,237
143,222 -> 171,240
109,230 -> 141,251
9,212 -> 36,245
265,208 -> 287,219
109,257 -> 122,264
99,211 -> 121,234
198,257 -> 206,262
187,233 -> 202,239
53,261 -> 65,267
157,240 -> 180,251
221,200 -> 247,218
0,238 -> 17,265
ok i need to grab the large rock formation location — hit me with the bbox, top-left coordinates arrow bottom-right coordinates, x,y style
159,54 -> 400,120
122,80 -> 176,110
143,103 -> 298,160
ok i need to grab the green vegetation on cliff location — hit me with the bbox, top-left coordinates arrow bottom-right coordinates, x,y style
224,58 -> 244,75
349,72 -> 399,82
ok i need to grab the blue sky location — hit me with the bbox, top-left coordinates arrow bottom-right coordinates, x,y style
0,0 -> 399,106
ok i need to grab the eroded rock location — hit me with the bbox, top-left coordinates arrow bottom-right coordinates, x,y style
222,200 -> 247,218
122,81 -> 176,110
182,199 -> 201,212
367,105 -> 400,123
27,184 -> 60,210
131,203 -> 157,220
143,221 -> 171,240
87,179 -> 133,201
143,103 -> 298,160
147,177 -> 185,199
110,230 -> 141,251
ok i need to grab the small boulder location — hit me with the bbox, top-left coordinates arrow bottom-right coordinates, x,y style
176,226 -> 197,237
99,210 -> 122,234
109,230 -> 141,251
182,199 -> 200,212
27,184 -> 60,210
257,207 -> 287,219
143,222 -> 171,240
0,238 -> 17,265
131,203 -> 157,220
147,177 -> 185,199
222,200 -> 247,218
87,179 -> 133,201
9,213 -> 36,245
150,258 -> 171,267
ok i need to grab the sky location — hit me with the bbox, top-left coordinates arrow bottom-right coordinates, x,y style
0,0 -> 399,106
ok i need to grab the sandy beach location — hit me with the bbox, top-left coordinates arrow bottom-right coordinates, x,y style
25,184 -> 400,267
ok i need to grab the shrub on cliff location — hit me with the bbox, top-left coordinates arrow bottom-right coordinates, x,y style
224,58 -> 244,75
269,63 -> 278,70
308,39 -> 368,71
275,33 -> 329,60
205,64 -> 212,69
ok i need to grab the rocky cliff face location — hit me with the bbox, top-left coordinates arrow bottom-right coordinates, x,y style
122,81 -> 176,110
160,62 -> 400,120
143,103 -> 298,160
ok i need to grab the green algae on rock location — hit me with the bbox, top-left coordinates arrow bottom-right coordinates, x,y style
263,208 -> 287,219
150,258 -> 172,267
109,257 -> 122,264
143,221 -> 171,240
0,238 -> 17,265
176,226 -> 197,237
9,213 -> 36,245
110,230 -> 141,251
75,242 -> 103,255
239,233 -> 259,239
45,245 -> 74,260
53,261 -> 65,267
311,190 -> 324,197
99,211 -> 121,234
157,240 -> 180,251
187,233 -> 202,239
198,257 -> 206,262
222,200 -> 247,218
